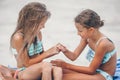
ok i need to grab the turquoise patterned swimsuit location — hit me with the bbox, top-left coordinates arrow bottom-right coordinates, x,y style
86,48 -> 116,64
28,40 -> 43,57
86,37 -> 116,80
12,38 -> 44,57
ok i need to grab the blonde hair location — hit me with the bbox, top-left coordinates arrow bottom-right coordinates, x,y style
10,2 -> 51,50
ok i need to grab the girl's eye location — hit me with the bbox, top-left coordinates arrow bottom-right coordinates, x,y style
79,30 -> 82,32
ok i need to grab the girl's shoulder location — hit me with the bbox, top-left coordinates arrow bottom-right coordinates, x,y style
96,37 -> 115,52
13,32 -> 24,40
12,32 -> 24,48
12,32 -> 24,43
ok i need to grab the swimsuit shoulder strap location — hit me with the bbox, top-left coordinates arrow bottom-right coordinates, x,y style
95,37 -> 107,46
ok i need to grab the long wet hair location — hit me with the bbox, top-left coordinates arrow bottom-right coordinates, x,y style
10,2 -> 51,51
74,9 -> 104,29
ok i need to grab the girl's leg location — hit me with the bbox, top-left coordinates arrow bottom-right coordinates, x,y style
52,66 -> 62,80
63,73 -> 105,80
18,62 -> 52,80
42,62 -> 52,80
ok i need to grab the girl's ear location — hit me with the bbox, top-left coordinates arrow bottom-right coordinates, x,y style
88,27 -> 95,32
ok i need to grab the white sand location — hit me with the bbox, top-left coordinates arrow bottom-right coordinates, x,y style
0,0 -> 120,67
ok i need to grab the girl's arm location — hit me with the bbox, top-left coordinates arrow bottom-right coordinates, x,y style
51,59 -> 94,74
12,33 -> 59,67
52,39 -> 108,74
26,46 -> 59,67
18,47 -> 59,67
59,39 -> 87,61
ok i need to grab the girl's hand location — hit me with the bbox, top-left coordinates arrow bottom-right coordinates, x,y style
51,59 -> 65,68
56,43 -> 67,53
46,45 -> 60,56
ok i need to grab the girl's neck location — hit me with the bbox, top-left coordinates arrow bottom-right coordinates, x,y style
89,30 -> 104,43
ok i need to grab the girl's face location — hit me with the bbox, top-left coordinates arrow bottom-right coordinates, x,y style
36,17 -> 48,35
38,17 -> 48,30
75,23 -> 92,39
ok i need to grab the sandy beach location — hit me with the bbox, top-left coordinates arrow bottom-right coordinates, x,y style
0,0 -> 120,67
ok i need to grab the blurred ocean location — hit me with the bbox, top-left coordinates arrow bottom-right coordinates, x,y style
0,0 -> 120,67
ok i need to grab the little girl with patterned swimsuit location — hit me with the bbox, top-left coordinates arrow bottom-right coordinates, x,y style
51,9 -> 117,80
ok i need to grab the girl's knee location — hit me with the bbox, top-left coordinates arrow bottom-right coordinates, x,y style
18,71 -> 31,80
53,66 -> 62,71
53,66 -> 62,75
41,62 -> 52,72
